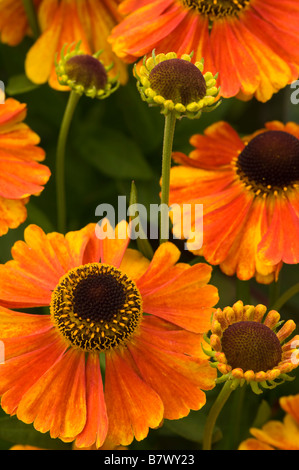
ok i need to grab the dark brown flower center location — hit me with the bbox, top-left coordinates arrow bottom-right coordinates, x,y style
73,273 -> 126,323
50,264 -> 142,352
65,54 -> 108,90
181,0 -> 250,18
236,130 -> 299,191
149,58 -> 206,105
221,321 -> 282,373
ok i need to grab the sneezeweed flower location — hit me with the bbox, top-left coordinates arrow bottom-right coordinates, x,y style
109,0 -> 299,102
0,220 -> 218,448
239,393 -> 299,450
25,0 -> 127,90
0,0 -> 41,45
0,98 -> 50,236
134,51 -> 219,119
135,50 -> 219,244
205,301 -> 299,395
54,42 -> 120,235
169,121 -> 299,284
9,442 -> 127,450
55,42 -> 120,99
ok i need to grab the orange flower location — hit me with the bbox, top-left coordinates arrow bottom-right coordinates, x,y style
239,394 -> 299,450
25,0 -> 128,90
0,220 -> 218,448
109,0 -> 299,102
0,0 -> 41,45
0,98 -> 50,237
169,121 -> 299,284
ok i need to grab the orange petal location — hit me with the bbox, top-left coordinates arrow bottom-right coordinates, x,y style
17,348 -> 87,441
220,196 -> 267,280
233,13 -> 294,102
211,18 -> 259,98
258,195 -> 299,265
238,438 -> 274,450
0,157 -> 50,199
0,334 -> 66,415
250,415 -> 299,450
202,187 -> 253,265
0,99 -> 27,129
97,219 -> 130,268
128,334 -> 215,420
136,242 -> 181,293
109,0 -> 179,61
104,349 -> 164,446
280,394 -> 299,425
0,224 -> 96,307
189,121 -> 243,168
139,315 -> 211,360
119,248 -> 150,281
25,2 -> 62,85
142,262 -> 218,333
0,305 -> 52,339
75,353 -> 108,449
0,196 -> 27,236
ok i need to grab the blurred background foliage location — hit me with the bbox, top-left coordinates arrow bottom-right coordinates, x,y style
0,37 -> 298,450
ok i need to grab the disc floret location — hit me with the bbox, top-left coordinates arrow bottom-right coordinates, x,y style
55,42 -> 120,99
134,50 -> 220,119
203,301 -> 299,394
50,263 -> 143,352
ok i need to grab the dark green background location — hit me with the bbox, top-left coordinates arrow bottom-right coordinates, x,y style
0,37 -> 298,450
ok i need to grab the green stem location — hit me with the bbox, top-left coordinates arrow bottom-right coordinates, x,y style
56,91 -> 80,233
236,278 -> 251,304
160,112 -> 177,244
22,0 -> 40,38
271,282 -> 299,311
268,279 -> 281,309
202,381 -> 234,450
129,181 -> 154,260
228,383 -> 246,449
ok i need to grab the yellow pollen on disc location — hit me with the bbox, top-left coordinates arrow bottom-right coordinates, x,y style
181,0 -> 250,19
50,263 -> 143,352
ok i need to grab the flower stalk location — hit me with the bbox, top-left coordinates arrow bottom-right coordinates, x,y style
160,112 -> 177,244
271,282 -> 299,311
202,381 -> 235,450
22,0 -> 40,38
56,90 -> 80,233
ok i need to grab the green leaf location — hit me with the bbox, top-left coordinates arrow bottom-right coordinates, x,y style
164,411 -> 221,444
0,417 -> 71,450
251,400 -> 272,429
5,74 -> 40,96
77,128 -> 154,181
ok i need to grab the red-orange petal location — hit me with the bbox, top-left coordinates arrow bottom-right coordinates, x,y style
0,224 -> 96,307
17,348 -> 87,441
141,262 -> 218,333
128,333 -> 215,420
0,196 -> 27,237
238,438 -> 274,450
0,305 -> 52,339
280,394 -> 299,425
75,353 -> 108,449
104,349 -> 164,445
0,334 -> 67,415
96,219 -> 130,268
258,194 -> 299,265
